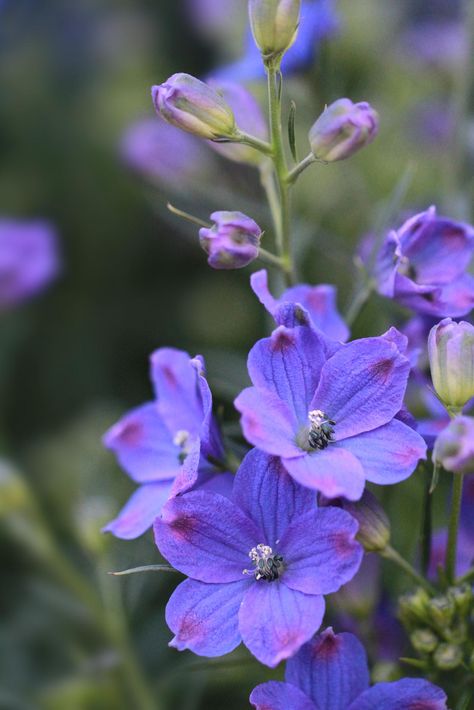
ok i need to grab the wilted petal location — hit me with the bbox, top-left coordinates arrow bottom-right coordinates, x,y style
349,678 -> 447,710
250,681 -> 316,710
286,629 -> 370,710
239,582 -> 325,667
166,579 -> 247,657
103,481 -> 173,540
283,448 -> 366,500
154,490 -> 261,582
279,508 -> 362,594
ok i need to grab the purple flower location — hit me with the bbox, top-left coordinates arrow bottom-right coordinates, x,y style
434,415 -> 474,475
250,627 -> 447,709
375,207 -> 474,317
308,99 -> 379,163
0,218 -> 59,310
199,211 -> 262,269
103,348 -> 228,539
234,324 -> 426,500
211,0 -> 339,81
251,269 -> 349,341
207,81 -> 268,164
120,117 -> 212,187
154,449 -> 362,667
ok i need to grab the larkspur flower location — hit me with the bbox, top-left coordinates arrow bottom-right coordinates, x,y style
375,206 -> 474,317
251,269 -> 349,341
434,416 -> 474,475
154,449 -> 362,667
429,318 -> 474,410
199,211 -> 262,269
103,348 -> 229,539
0,218 -> 59,310
309,99 -> 379,163
234,324 -> 426,500
250,628 -> 447,709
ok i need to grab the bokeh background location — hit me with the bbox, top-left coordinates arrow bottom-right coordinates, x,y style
0,0 -> 472,708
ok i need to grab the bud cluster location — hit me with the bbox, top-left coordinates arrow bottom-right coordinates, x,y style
399,584 -> 474,674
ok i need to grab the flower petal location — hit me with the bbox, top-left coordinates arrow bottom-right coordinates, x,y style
286,629 -> 370,710
281,283 -> 349,342
235,386 -> 302,457
283,448 -> 366,500
279,508 -> 362,594
312,337 -> 410,439
166,579 -> 246,657
103,481 -> 173,540
154,490 -> 261,582
349,678 -> 447,710
250,682 -> 316,710
342,419 -> 427,485
247,326 -> 327,423
239,582 -> 325,667
232,449 -> 315,546
251,269 -> 279,313
103,402 -> 180,483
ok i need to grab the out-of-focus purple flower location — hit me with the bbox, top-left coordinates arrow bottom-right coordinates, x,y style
408,101 -> 455,150
211,0 -> 339,81
154,449 -> 362,667
235,324 -> 426,500
187,0 -> 243,37
375,207 -> 474,317
401,22 -> 468,71
434,415 -> 474,474
249,0 -> 301,58
429,529 -> 474,582
251,269 -> 349,341
120,117 -> 212,187
207,81 -> 268,164
250,627 -> 447,709
199,211 -> 262,269
0,219 -> 59,310
429,318 -> 474,409
308,99 -> 379,162
103,349 -> 229,539
152,73 -> 236,140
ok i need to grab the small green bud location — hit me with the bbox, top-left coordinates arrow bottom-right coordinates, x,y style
433,643 -> 463,671
445,621 -> 467,645
410,628 -> 438,654
428,595 -> 456,629
448,584 -> 472,617
339,490 -> 390,552
248,0 -> 301,59
398,588 -> 431,628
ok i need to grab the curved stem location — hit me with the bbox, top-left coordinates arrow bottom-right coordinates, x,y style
234,130 -> 273,157
286,153 -> 316,185
446,474 -> 465,583
380,545 -> 436,595
258,247 -> 290,273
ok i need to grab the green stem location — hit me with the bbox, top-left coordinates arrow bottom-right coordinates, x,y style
260,161 -> 283,254
266,60 -> 294,285
234,130 -> 273,157
258,247 -> 291,273
167,203 -> 210,229
286,153 -> 316,184
380,545 -> 436,594
456,565 -> 474,585
446,474 -> 465,583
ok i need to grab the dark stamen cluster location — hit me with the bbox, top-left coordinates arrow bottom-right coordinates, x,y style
308,409 -> 335,450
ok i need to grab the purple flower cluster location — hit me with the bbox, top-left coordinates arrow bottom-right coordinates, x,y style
250,628 -> 447,709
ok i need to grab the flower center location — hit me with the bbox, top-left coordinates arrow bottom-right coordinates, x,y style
398,255 -> 417,280
308,409 -> 335,450
173,429 -> 191,463
243,544 -> 284,582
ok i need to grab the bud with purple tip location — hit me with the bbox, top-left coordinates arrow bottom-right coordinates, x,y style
309,98 -> 379,162
152,73 -> 237,140
434,416 -> 474,475
199,211 -> 262,269
428,319 -> 474,410
249,0 -> 301,59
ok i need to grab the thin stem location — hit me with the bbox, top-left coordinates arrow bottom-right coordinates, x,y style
167,203 -> 210,229
266,60 -> 294,285
286,153 -> 316,184
380,545 -> 436,595
234,130 -> 273,157
260,161 -> 283,254
446,474 -> 465,583
258,247 -> 290,272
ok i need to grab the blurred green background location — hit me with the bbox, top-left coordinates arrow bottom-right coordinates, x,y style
0,0 -> 471,708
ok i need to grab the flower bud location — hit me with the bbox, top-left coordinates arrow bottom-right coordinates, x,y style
199,211 -> 262,270
339,489 -> 390,552
249,0 -> 301,59
428,595 -> 456,629
434,416 -> 474,475
398,588 -> 431,628
309,98 -> 379,162
448,584 -> 472,616
410,628 -> 438,654
428,318 -> 474,410
152,73 -> 237,140
433,643 -> 463,671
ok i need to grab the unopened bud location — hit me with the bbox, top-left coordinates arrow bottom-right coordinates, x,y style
410,628 -> 438,654
309,99 -> 379,163
249,0 -> 301,59
428,318 -> 474,410
152,73 -> 237,140
199,211 -> 262,270
428,595 -> 456,629
434,416 -> 474,475
433,643 -> 463,671
339,490 -> 390,552
448,584 -> 472,616
399,588 -> 431,628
